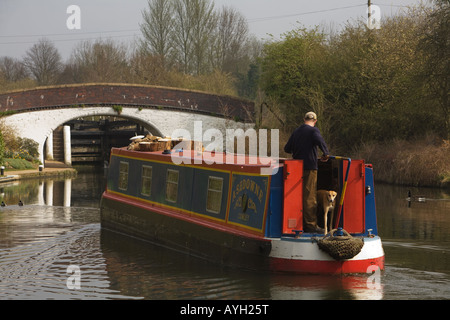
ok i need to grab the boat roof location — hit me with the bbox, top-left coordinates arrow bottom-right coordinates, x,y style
111,147 -> 283,174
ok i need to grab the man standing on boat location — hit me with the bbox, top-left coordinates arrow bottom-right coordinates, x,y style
284,111 -> 329,234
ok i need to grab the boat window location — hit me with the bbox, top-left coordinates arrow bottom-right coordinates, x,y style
165,169 -> 179,203
206,176 -> 223,214
141,165 -> 153,196
118,161 -> 129,190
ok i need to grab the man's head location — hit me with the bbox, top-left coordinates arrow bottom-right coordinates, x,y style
304,111 -> 317,126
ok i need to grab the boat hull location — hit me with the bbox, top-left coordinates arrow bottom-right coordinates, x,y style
101,192 -> 384,275
269,236 -> 385,274
100,193 -> 273,271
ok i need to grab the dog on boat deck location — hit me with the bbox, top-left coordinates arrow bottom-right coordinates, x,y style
317,190 -> 337,235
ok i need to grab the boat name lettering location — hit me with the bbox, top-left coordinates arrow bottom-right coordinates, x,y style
238,213 -> 250,221
232,178 -> 263,203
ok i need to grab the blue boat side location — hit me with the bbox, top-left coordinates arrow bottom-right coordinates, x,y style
103,149 -> 379,241
104,149 -> 272,236
265,167 -> 283,238
364,165 -> 378,236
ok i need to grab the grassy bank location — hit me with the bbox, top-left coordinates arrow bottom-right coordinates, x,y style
351,136 -> 450,188
3,158 -> 37,170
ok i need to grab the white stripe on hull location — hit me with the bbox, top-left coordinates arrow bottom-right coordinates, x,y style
268,236 -> 384,262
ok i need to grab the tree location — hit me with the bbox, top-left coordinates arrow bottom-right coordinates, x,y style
171,0 -> 194,73
170,0 -> 216,74
258,4 -> 448,152
137,0 -> 261,97
142,0 -> 247,75
189,0 -> 216,75
23,38 -> 62,86
68,39 -> 129,83
0,57 -> 29,82
259,28 -> 330,131
128,49 -> 170,85
139,0 -> 174,67
327,6 -> 446,145
418,1 -> 450,139
211,6 -> 249,73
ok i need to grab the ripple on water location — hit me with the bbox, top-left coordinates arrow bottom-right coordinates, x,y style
0,205 -> 140,300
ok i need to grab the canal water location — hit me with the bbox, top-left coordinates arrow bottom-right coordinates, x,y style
0,168 -> 448,300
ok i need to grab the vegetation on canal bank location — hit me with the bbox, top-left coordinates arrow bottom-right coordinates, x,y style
0,123 -> 40,170
351,136 -> 450,188
258,1 -> 449,188
276,127 -> 449,188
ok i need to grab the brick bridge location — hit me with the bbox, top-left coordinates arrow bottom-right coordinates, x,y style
0,83 -> 254,166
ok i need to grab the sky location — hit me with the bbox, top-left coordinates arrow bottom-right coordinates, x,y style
0,0 -> 430,62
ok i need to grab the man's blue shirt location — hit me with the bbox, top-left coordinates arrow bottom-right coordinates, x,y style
284,124 -> 329,170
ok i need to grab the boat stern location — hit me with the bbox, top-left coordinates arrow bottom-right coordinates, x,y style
268,235 -> 385,275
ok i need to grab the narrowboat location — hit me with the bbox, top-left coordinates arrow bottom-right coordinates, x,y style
100,142 -> 385,275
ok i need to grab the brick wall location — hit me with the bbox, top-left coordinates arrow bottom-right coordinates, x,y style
0,84 -> 254,121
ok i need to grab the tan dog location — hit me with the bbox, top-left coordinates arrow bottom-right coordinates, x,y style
317,190 -> 338,235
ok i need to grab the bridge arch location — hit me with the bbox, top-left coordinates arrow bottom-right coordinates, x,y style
0,84 -> 254,166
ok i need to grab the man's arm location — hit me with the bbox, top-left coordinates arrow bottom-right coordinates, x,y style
284,134 -> 293,154
313,129 -> 329,156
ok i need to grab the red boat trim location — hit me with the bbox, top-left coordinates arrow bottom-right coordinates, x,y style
270,256 -> 385,274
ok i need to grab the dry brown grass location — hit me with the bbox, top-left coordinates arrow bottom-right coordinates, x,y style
352,135 -> 450,187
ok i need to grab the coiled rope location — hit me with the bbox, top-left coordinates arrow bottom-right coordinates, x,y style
317,229 -> 364,260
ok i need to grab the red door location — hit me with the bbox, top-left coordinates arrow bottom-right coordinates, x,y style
283,160 -> 303,234
342,159 -> 365,233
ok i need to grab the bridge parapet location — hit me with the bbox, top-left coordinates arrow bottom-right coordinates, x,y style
0,83 -> 254,121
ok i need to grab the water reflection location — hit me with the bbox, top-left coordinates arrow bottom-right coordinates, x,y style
100,229 -> 385,300
377,184 -> 450,243
0,167 -> 105,208
376,183 -> 450,276
269,274 -> 383,300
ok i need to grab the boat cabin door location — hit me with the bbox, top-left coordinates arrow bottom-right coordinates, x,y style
282,160 -> 303,234
340,159 -> 365,233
